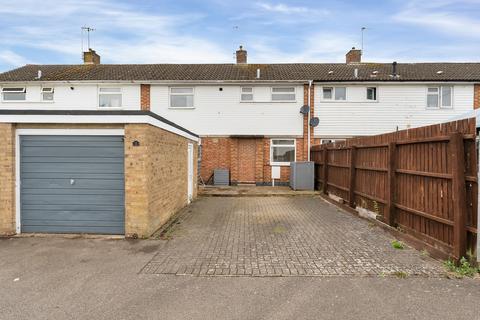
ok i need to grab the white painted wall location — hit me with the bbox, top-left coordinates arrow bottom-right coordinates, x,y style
151,84 -> 304,136
0,84 -> 140,110
314,84 -> 474,138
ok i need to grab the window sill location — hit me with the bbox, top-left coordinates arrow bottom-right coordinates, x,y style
97,106 -> 124,110
320,100 -> 379,103
168,107 -> 195,110
270,162 -> 292,167
426,107 -> 454,110
1,100 -> 56,103
239,101 -> 297,104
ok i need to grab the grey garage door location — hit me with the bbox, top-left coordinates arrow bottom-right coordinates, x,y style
20,135 -> 125,234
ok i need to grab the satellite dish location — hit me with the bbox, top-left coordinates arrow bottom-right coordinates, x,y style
299,105 -> 310,114
309,117 -> 319,127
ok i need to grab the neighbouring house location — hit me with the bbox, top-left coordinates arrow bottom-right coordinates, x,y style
0,47 -> 479,236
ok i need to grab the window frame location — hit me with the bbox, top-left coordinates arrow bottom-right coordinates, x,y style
270,138 -> 296,166
169,87 -> 195,109
240,86 -> 254,102
270,86 -> 296,102
98,87 -> 123,108
321,86 -> 347,101
1,87 -> 26,102
41,87 -> 54,102
426,86 -> 453,109
366,87 -> 377,101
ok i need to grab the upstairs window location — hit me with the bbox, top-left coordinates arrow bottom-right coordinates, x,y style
322,87 -> 346,100
270,139 -> 296,165
99,88 -> 122,108
271,87 -> 296,101
170,87 -> 194,108
427,86 -> 453,109
241,87 -> 254,101
2,87 -> 26,101
366,87 -> 377,101
41,87 -> 54,101
322,87 -> 333,99
334,87 -> 346,100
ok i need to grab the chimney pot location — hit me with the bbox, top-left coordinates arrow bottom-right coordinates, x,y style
83,49 -> 100,65
236,45 -> 247,64
346,47 -> 362,64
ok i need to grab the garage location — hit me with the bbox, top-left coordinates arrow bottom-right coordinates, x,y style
19,134 -> 125,234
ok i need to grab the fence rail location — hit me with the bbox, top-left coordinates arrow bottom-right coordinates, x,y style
311,118 -> 478,259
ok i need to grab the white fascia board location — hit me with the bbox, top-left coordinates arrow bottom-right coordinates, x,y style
0,114 -> 199,142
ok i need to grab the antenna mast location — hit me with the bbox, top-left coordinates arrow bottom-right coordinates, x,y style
361,26 -> 366,53
81,26 -> 96,50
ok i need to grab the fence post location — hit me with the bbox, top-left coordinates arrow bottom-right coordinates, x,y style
322,146 -> 328,194
450,132 -> 467,260
384,142 -> 397,226
348,146 -> 356,207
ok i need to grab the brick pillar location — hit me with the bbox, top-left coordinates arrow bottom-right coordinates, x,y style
124,124 -> 150,238
302,83 -> 315,161
0,123 -> 16,235
141,84 -> 151,111
474,84 -> 480,109
255,139 -> 264,184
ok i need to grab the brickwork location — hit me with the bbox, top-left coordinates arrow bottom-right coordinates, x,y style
140,84 -> 151,111
125,124 -> 197,237
0,124 -> 15,235
474,84 -> 480,109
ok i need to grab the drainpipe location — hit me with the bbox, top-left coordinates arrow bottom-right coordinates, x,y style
307,80 -> 313,161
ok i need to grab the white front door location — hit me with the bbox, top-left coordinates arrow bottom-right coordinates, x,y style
187,143 -> 194,203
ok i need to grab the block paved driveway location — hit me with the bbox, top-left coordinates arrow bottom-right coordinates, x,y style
142,196 -> 444,277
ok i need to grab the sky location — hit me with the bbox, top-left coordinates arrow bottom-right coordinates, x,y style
0,0 -> 479,72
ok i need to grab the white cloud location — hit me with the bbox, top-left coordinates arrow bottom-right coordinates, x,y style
0,0 -> 232,65
257,3 -> 308,14
256,2 -> 328,16
0,50 -> 32,66
393,0 -> 480,39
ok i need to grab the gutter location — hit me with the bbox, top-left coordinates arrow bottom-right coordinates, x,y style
0,109 -> 199,141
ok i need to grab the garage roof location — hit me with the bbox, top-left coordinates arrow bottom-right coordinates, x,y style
1,63 -> 480,82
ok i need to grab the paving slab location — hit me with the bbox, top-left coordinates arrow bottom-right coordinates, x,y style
143,196 -> 444,277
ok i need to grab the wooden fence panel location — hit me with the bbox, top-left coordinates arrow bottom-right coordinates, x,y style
311,118 -> 478,259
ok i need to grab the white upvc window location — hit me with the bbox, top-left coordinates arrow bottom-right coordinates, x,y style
322,87 -> 346,101
2,87 -> 26,101
99,87 -> 122,108
427,86 -> 453,109
241,87 -> 254,101
41,87 -> 54,101
271,87 -> 296,101
366,87 -> 377,101
270,139 -> 296,165
170,87 -> 194,108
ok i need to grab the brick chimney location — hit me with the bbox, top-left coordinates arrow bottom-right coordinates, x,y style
236,45 -> 247,64
83,49 -> 101,64
346,47 -> 361,64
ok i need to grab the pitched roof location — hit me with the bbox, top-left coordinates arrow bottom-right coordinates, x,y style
1,62 -> 480,82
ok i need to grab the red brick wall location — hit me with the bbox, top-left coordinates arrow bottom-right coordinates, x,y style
474,84 -> 480,110
200,137 -> 232,183
302,83 -> 315,161
201,137 -> 304,185
141,84 -> 150,111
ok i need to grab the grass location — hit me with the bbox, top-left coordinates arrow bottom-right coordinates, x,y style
391,240 -> 405,250
444,257 -> 479,278
392,271 -> 408,278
